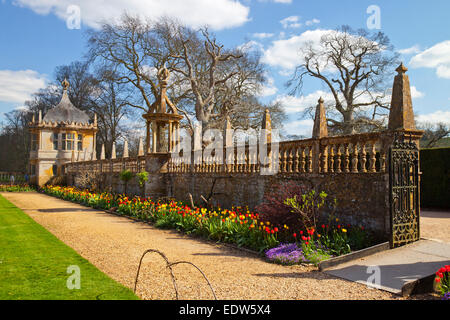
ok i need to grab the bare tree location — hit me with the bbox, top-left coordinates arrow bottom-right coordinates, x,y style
88,14 -> 285,134
87,14 -> 164,114
0,109 -> 31,172
54,61 -> 97,112
417,122 -> 450,148
169,27 -> 245,125
165,21 -> 286,132
288,25 -> 399,134
91,68 -> 135,158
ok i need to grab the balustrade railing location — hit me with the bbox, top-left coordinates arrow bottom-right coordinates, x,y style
167,131 -> 391,174
65,130 -> 421,176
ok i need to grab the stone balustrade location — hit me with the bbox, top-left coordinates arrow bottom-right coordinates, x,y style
65,129 -> 422,177
164,130 -> 422,175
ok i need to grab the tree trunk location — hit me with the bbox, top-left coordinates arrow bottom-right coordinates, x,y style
342,110 -> 355,135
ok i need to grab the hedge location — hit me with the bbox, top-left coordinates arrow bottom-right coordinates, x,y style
420,147 -> 450,209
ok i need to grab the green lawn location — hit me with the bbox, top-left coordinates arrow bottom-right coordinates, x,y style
0,195 -> 139,300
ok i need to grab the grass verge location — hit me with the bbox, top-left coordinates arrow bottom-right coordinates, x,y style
0,194 -> 139,300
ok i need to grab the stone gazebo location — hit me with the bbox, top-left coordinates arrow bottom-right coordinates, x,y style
29,79 -> 98,186
143,67 -> 183,154
141,67 -> 183,197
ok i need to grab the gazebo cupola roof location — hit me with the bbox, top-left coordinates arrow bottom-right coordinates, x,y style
30,79 -> 97,130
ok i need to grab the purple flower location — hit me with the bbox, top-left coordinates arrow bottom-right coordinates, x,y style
442,292 -> 450,300
265,243 -> 309,264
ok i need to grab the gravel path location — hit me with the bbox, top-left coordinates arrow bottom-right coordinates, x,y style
1,192 -> 426,300
420,210 -> 450,243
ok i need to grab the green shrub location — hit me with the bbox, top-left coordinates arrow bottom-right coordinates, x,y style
137,171 -> 149,187
420,147 -> 450,209
119,169 -> 133,195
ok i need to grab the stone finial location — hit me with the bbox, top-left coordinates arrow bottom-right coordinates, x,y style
111,142 -> 116,159
388,63 -> 416,131
262,109 -> 271,130
312,97 -> 328,139
396,63 -> 408,74
261,109 -> 272,144
158,66 -> 170,83
62,78 -> 70,91
32,113 -> 35,123
71,150 -> 75,163
123,140 -> 129,158
100,144 -> 105,160
38,110 -> 42,123
138,137 -> 144,156
224,116 -> 233,148
94,113 -> 97,126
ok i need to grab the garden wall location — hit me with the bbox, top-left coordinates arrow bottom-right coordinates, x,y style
166,172 -> 390,237
65,129 -> 423,240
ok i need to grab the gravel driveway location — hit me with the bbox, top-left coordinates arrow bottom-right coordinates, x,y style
1,192 -> 419,300
420,209 -> 450,243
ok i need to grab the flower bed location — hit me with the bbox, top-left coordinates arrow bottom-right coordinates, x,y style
0,184 -> 35,192
41,185 -> 372,265
435,265 -> 450,300
42,185 -> 279,253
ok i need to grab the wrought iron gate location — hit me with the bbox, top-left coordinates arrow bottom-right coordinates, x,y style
389,134 -> 420,248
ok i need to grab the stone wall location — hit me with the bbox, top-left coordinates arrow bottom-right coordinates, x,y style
166,172 -> 390,237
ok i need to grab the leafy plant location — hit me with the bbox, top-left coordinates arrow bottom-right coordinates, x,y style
137,171 -> 149,188
255,181 -> 310,229
119,169 -> 133,195
283,190 -> 328,232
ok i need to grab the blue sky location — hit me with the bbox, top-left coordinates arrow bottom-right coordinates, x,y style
1,0 -> 449,136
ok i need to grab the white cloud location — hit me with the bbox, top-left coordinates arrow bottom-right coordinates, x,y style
263,29 -> 383,76
252,32 -> 274,39
410,86 -> 424,99
305,18 -> 320,26
238,40 -> 264,53
280,16 -> 301,29
262,29 -> 331,71
283,119 -> 314,137
14,105 -> 29,112
0,70 -> 46,103
275,87 -> 392,116
257,75 -> 278,97
416,110 -> 450,125
13,0 -> 250,30
274,91 -> 332,114
410,40 -> 450,79
397,45 -> 421,55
